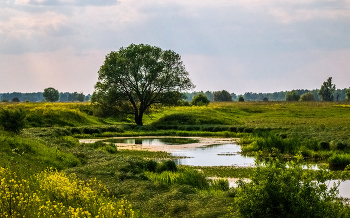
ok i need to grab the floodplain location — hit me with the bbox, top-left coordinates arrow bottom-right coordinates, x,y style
1,101 -> 350,217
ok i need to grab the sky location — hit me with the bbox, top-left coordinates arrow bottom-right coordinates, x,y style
1,0 -> 350,95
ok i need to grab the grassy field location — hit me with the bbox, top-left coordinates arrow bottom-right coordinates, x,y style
1,101 -> 350,217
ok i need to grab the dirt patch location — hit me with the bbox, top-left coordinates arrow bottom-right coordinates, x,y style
79,136 -> 238,152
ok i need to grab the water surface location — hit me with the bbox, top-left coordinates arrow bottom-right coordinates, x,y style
172,143 -> 255,167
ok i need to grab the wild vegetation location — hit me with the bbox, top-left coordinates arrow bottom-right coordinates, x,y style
1,100 -> 350,217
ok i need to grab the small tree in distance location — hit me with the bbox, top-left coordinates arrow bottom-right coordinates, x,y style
238,96 -> 244,102
43,87 -> 59,102
345,87 -> 350,101
11,97 -> 20,102
214,90 -> 232,101
300,92 -> 315,101
76,92 -> 85,102
191,94 -> 210,106
318,77 -> 336,101
285,90 -> 300,101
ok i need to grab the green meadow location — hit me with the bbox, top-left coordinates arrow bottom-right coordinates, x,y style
1,101 -> 350,217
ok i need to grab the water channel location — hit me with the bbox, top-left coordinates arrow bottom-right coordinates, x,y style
89,137 -> 350,199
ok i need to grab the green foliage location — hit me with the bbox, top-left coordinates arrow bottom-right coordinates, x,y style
43,87 -> 59,102
152,113 -> 229,125
328,154 -> 350,168
191,93 -> 210,106
346,87 -> 350,101
11,97 -> 20,102
146,167 -> 209,189
235,160 -> 350,218
319,141 -> 330,150
0,108 -> 26,133
156,160 -> 177,173
76,92 -> 85,102
300,92 -> 315,101
285,90 -> 300,101
92,43 -> 195,125
238,96 -> 244,102
1,99 -> 9,102
319,77 -> 336,101
213,90 -> 232,102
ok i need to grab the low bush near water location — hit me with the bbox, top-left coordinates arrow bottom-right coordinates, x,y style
233,159 -> 350,218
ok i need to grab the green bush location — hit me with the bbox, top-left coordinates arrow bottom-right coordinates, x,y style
285,90 -> 300,101
319,141 -> 330,150
70,127 -> 82,134
235,160 -> 350,218
191,94 -> 210,106
156,160 -> 177,173
328,154 -> 350,168
0,108 -> 27,133
82,127 -> 101,134
300,92 -> 315,101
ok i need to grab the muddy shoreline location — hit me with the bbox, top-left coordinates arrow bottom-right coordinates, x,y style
79,136 -> 238,152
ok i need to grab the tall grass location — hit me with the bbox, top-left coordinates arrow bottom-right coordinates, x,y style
146,167 -> 209,189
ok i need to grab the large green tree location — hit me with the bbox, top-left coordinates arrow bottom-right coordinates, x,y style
92,44 -> 195,125
43,87 -> 59,102
318,77 -> 336,101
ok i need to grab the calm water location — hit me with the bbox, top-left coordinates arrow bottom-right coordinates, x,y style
100,137 -> 350,199
102,137 -> 199,145
172,144 -> 255,167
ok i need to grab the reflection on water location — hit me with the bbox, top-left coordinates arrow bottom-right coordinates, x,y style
102,138 -> 199,145
172,144 -> 255,167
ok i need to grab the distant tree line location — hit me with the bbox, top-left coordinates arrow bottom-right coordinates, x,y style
0,92 -> 91,102
184,88 -> 349,102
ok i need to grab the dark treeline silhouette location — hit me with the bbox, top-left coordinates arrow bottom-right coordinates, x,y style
184,88 -> 348,102
0,92 -> 91,102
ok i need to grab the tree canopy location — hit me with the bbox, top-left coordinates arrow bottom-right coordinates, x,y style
300,92 -> 315,101
345,87 -> 350,101
285,90 -> 300,101
191,94 -> 210,106
43,87 -> 59,102
214,90 -> 232,102
92,44 -> 195,125
318,77 -> 336,101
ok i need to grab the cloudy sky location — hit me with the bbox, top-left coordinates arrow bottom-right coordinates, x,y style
1,0 -> 350,94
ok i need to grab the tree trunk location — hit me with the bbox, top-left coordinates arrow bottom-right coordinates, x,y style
135,111 -> 143,126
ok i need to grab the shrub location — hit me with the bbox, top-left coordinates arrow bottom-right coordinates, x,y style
328,154 -> 350,168
285,90 -> 300,101
0,108 -> 27,133
82,127 -> 101,134
144,160 -> 158,172
238,96 -> 244,102
11,97 -> 20,102
319,141 -> 330,150
228,126 -> 237,132
191,94 -> 210,106
71,127 -> 82,134
214,90 -> 232,102
156,160 -> 177,173
330,141 -> 347,150
346,87 -> 350,101
300,92 -> 315,101
235,160 -> 350,218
